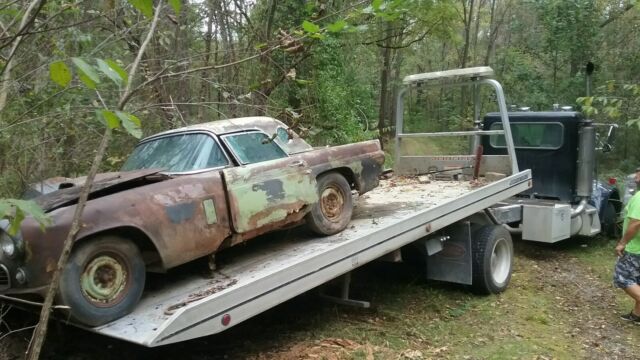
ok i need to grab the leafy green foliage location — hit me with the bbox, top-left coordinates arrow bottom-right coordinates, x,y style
302,20 -> 320,34
49,61 -> 72,88
72,58 -> 101,89
116,111 -> 143,139
99,110 -> 121,129
0,199 -> 50,235
47,57 -> 141,137
97,59 -> 126,87
308,38 -> 377,145
326,20 -> 347,33
169,0 -> 182,15
577,82 -> 640,128
104,60 -> 129,86
128,0 -> 153,18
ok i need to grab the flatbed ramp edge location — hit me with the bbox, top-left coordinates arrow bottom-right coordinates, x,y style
92,170 -> 531,346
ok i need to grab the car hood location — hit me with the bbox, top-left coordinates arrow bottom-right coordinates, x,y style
33,169 -> 168,212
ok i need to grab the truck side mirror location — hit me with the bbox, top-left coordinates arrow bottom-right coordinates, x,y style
601,124 -> 617,153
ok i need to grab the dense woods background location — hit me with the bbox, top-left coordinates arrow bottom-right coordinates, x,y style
1,0 -> 639,199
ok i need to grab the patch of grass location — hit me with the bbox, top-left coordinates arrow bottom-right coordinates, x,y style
274,261 -> 583,359
563,236 -> 627,306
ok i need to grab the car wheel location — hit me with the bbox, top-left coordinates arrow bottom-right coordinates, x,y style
471,225 -> 513,294
306,172 -> 353,235
58,235 -> 145,327
602,201 -> 620,239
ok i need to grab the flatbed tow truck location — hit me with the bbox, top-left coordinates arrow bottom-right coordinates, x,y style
37,68 -> 533,346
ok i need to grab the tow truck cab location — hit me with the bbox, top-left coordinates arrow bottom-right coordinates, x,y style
482,111 -> 621,240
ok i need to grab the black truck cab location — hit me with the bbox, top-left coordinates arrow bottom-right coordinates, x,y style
482,111 -> 620,235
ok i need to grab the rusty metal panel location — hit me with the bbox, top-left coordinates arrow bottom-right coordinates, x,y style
34,169 -> 165,212
7,171 -> 233,293
298,140 -> 385,194
223,158 -> 318,234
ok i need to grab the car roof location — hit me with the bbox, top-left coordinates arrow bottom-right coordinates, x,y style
140,116 -> 314,155
147,117 -> 287,139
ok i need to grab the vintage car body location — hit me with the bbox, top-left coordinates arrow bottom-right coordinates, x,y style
0,117 -> 384,325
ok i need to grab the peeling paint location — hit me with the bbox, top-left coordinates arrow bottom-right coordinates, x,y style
165,202 -> 197,224
203,199 -> 218,224
252,180 -> 285,201
224,159 -> 319,234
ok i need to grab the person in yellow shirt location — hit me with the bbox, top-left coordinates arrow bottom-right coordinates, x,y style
614,167 -> 640,322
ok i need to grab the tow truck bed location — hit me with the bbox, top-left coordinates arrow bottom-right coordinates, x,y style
91,171 -> 531,346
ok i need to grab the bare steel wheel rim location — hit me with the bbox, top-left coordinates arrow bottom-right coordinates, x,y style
80,254 -> 128,306
320,185 -> 345,222
490,237 -> 510,284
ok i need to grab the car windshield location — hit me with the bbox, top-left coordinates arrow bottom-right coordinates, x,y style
222,131 -> 288,164
121,133 -> 228,172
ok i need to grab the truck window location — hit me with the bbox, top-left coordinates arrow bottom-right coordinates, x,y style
489,122 -> 563,150
222,131 -> 288,165
122,133 -> 229,172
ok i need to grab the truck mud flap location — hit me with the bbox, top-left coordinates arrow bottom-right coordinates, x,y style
422,222 -> 473,285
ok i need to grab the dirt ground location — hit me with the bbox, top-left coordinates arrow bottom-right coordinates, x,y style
2,238 -> 640,360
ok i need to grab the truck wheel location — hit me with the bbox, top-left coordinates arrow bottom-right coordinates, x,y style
58,235 -> 145,327
602,201 -> 620,239
472,225 -> 513,294
306,172 -> 353,235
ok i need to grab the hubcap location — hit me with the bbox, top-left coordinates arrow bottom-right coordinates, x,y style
490,238 -> 510,284
320,185 -> 345,221
81,255 -> 127,305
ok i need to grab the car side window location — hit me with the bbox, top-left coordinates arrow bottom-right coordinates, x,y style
122,133 -> 229,172
223,131 -> 288,165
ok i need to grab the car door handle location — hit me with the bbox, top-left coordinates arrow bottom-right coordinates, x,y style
289,160 -> 307,167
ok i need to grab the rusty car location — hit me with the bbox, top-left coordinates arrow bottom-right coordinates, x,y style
0,116 -> 384,326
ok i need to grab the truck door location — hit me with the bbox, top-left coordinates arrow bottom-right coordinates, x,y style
221,131 -> 318,234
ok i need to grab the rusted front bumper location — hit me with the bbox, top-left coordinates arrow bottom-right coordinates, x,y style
0,220 -> 30,292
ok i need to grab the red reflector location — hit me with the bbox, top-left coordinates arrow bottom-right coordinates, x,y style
609,178 -> 617,185
221,314 -> 231,326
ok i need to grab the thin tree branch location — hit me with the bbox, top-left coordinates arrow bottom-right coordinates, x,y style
25,2 -> 164,359
0,0 -> 47,54
0,0 -> 47,118
0,16 -> 99,42
118,1 -> 163,110
122,44 -> 282,107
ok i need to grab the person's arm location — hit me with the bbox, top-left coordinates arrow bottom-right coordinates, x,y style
616,218 -> 640,256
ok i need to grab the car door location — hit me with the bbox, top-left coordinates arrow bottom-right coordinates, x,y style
221,131 -> 318,234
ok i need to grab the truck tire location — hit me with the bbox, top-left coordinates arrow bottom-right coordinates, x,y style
602,201 -> 620,239
306,172 -> 353,235
58,235 -> 145,327
471,225 -> 513,294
